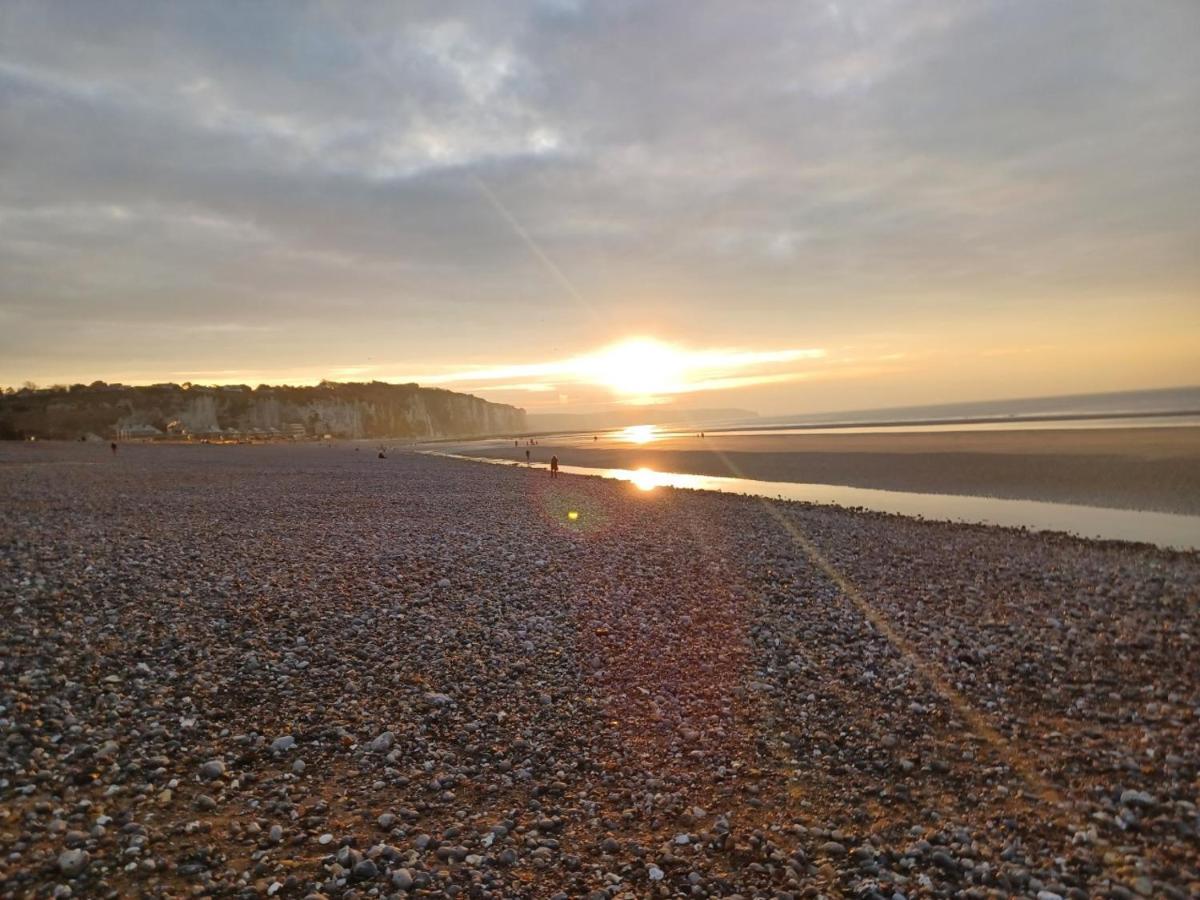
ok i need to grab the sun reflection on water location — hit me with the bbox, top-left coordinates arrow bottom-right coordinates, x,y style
613,467 -> 712,493
631,467 -> 659,491
618,424 -> 658,444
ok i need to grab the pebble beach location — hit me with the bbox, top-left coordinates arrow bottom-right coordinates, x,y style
1,441 -> 1197,899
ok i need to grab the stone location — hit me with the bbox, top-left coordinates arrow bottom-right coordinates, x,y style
58,849 -> 90,877
351,858 -> 379,880
368,731 -> 395,753
391,868 -> 414,889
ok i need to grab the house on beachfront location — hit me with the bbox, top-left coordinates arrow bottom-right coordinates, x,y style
115,423 -> 163,440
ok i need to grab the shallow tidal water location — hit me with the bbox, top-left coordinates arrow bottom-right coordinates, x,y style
425,451 -> 1200,551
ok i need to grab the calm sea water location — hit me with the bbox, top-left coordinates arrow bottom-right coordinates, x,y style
641,413 -> 1200,440
424,451 -> 1200,552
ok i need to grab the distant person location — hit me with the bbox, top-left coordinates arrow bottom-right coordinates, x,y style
514,440 -> 519,447
525,449 -> 530,463
550,454 -> 559,478
593,435 -> 598,441
110,442 -> 117,455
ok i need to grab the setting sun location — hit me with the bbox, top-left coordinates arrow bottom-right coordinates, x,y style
380,338 -> 826,407
580,338 -> 689,400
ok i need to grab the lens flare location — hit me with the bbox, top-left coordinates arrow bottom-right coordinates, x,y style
568,510 -> 579,520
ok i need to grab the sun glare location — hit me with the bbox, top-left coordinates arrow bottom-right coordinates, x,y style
630,467 -> 660,491
578,338 -> 689,400
386,337 -> 824,405
618,424 -> 658,444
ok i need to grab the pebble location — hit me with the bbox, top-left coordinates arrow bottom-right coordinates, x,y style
1,444 -> 1196,898
391,868 -> 414,889
57,849 -> 89,877
351,858 -> 379,880
194,794 -> 217,811
368,731 -> 395,753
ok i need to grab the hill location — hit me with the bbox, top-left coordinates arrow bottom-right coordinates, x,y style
0,381 -> 526,441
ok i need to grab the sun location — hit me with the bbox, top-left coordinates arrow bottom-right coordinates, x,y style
580,338 -> 688,399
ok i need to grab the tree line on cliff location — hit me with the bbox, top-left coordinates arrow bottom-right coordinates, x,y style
0,381 -> 526,441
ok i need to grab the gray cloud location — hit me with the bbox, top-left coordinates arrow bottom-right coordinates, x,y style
1,0 -> 1197,403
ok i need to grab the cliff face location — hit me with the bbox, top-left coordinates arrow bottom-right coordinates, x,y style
0,382 -> 526,440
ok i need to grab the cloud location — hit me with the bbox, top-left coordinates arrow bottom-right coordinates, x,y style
379,337 -> 826,404
1,1 -> 1198,407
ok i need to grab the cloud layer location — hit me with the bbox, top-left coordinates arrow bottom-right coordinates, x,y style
2,1 -> 1197,411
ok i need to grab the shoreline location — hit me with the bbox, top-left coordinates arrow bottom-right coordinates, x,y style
449,425 -> 1200,515
425,450 -> 1200,552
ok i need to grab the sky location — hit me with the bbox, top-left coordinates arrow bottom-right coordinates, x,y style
1,0 -> 1198,415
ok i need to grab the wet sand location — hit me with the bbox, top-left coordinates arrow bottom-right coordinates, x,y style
461,426 -> 1200,514
1,441 -> 1198,897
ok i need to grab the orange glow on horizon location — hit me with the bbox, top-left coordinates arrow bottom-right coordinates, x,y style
380,337 -> 826,405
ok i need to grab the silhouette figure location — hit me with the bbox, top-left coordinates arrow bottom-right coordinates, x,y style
525,449 -> 531,463
110,442 -> 117,455
550,455 -> 559,478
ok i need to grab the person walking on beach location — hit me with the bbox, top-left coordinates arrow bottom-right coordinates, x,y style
110,441 -> 117,455
525,448 -> 531,464
550,454 -> 559,478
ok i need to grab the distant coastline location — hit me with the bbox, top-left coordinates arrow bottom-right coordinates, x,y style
685,406 -> 1200,438
744,384 -> 1200,431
